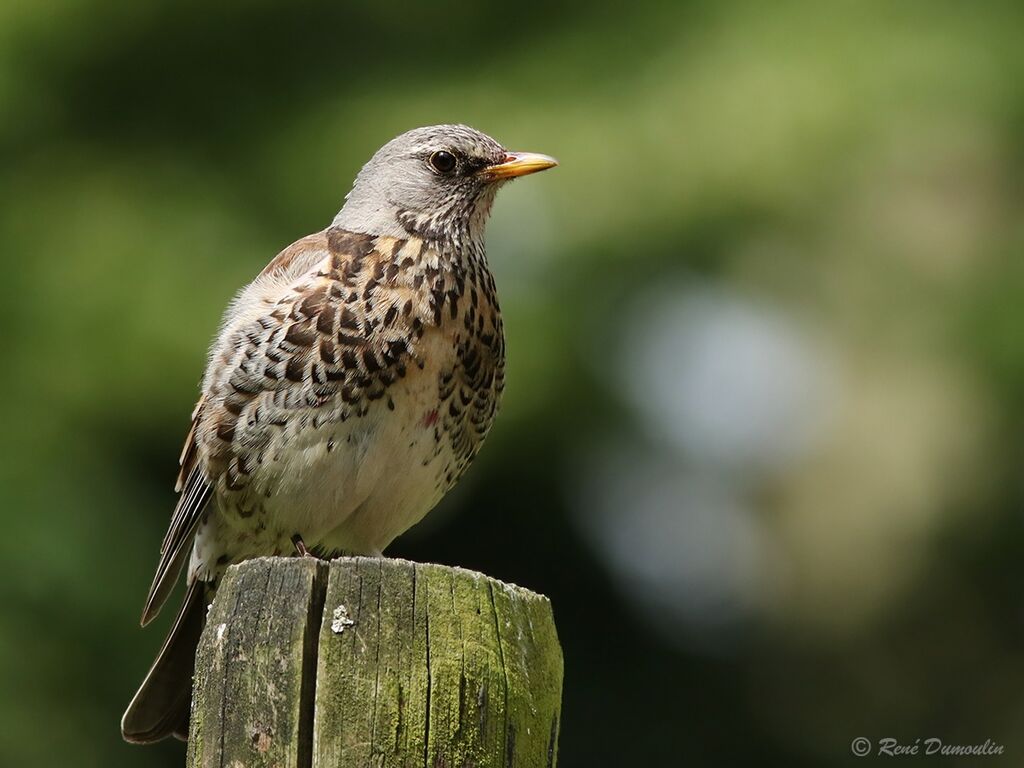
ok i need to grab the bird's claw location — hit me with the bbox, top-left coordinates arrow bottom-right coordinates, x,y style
291,533 -> 317,559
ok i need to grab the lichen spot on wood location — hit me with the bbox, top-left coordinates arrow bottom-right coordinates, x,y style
331,604 -> 355,633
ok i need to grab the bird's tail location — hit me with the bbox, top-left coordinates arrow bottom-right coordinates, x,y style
121,580 -> 206,744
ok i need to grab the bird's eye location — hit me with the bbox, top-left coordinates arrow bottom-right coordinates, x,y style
429,150 -> 458,174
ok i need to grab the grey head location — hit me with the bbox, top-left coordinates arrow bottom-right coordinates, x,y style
333,124 -> 557,247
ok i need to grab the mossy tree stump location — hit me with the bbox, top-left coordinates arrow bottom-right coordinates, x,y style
186,557 -> 563,768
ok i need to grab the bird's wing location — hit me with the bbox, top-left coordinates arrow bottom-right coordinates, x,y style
141,397 -> 212,626
199,228 -> 433,501
142,228 -> 435,625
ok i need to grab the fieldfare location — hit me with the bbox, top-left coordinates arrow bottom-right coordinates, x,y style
121,125 -> 557,744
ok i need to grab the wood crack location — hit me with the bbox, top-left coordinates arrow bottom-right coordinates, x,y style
488,580 -> 512,768
297,562 -> 327,768
368,559 -> 384,763
421,563 -> 431,768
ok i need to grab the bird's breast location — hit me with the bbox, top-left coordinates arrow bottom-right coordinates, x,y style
192,229 -> 505,556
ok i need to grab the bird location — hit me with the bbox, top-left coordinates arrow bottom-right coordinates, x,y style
121,124 -> 557,744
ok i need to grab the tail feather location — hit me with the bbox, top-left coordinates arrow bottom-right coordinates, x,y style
140,539 -> 192,628
122,581 -> 206,744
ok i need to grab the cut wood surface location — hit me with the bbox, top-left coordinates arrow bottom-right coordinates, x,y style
186,557 -> 563,768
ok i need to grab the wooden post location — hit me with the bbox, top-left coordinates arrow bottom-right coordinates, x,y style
186,557 -> 563,768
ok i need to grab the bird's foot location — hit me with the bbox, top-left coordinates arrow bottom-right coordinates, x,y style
291,533 -> 320,559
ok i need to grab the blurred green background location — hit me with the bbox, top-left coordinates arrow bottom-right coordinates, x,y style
3,0 -> 1024,765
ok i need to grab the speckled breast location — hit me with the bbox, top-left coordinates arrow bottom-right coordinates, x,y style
194,226 -> 505,546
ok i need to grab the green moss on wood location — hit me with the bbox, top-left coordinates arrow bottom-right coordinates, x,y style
187,557 -> 326,768
188,557 -> 562,768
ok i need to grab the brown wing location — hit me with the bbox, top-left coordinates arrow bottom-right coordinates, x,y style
141,226 -> 468,624
138,231 -> 349,626
174,397 -> 204,493
140,397 -> 212,626
195,229 -> 435,501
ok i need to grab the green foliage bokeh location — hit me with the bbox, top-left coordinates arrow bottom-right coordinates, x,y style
2,1 -> 1023,766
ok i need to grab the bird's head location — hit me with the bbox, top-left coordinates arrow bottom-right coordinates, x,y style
334,124 -> 557,246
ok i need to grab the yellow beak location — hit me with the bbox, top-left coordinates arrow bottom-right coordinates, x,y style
483,151 -> 559,180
